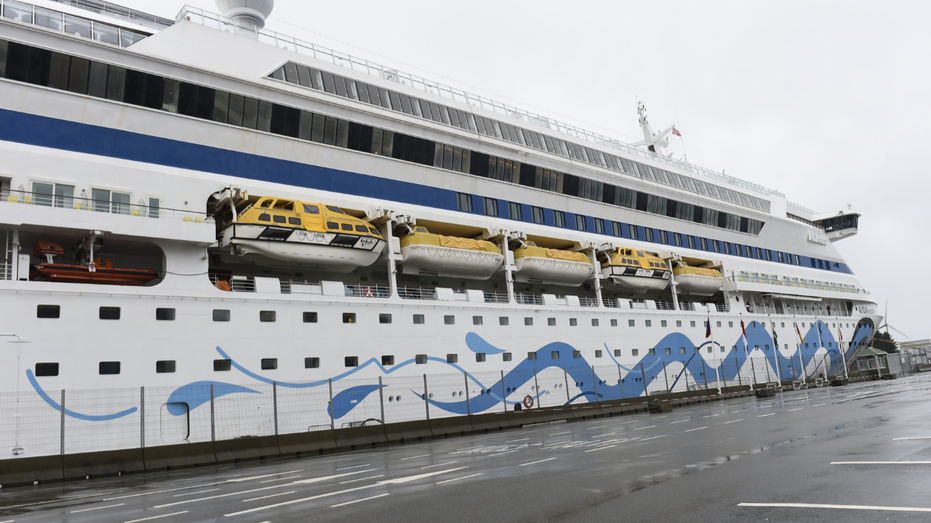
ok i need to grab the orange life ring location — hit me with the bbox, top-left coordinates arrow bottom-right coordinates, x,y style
523,395 -> 534,409
363,286 -> 374,297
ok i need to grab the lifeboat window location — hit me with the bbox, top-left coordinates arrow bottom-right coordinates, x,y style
631,349 -> 639,356
447,354 -> 458,364
341,223 -> 353,231
527,352 -> 537,361
345,357 -> 359,367
499,317 -> 509,326
260,200 -> 273,208
273,215 -> 286,224
614,349 -> 621,357
303,204 -> 320,214
382,355 -> 394,366
99,361 -> 121,375
37,305 -> 60,319
413,314 -> 425,324
156,308 -> 176,321
304,357 -> 320,369
416,227 -> 428,233
379,313 -> 392,324
645,320 -> 652,327
99,307 -> 120,320
611,319 -> 618,327
475,353 -> 486,363
503,352 -> 512,362
649,262 -> 654,268
416,354 -> 428,364
303,312 -> 318,323
637,251 -> 645,257
629,320 -> 635,327
551,351 -> 560,360
355,225 -> 368,232
569,318 -> 578,327
592,319 -> 599,327
289,217 -> 301,225
326,206 -> 345,214
213,309 -> 230,322
258,213 -> 271,222
342,313 -> 356,324
327,222 -> 338,229
473,316 -> 483,325
260,311 -> 276,322
156,360 -> 176,373
444,315 -> 455,325
214,359 -> 231,371
524,317 -> 533,326
35,363 -> 59,377
547,318 -> 556,326
368,227 -> 378,234
261,358 -> 278,370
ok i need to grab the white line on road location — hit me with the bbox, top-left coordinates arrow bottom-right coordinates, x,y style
224,485 -> 379,517
683,426 -> 708,433
260,475 -> 301,484
831,461 -> 931,465
377,467 -> 469,485
758,413 -> 776,418
639,435 -> 667,441
506,438 -> 530,443
724,419 -> 745,424
399,454 -> 431,461
584,445 -> 617,453
671,419 -> 689,424
173,489 -> 220,497
153,483 -> 297,508
70,503 -> 125,513
549,431 -> 571,436
489,450 -> 521,456
335,464 -> 371,471
339,475 -> 385,485
291,469 -> 378,485
330,493 -> 389,508
787,408 -> 804,412
738,502 -> 931,512
893,437 -> 931,441
241,491 -> 295,503
436,473 -> 483,485
634,425 -> 656,431
125,511 -> 189,523
812,403 -> 826,407
519,458 -> 556,467
228,470 -> 302,482
421,461 -> 458,469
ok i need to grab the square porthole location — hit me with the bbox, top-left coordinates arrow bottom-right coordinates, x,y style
343,313 -> 356,324
213,309 -> 230,322
413,314 -> 425,324
444,315 -> 455,325
592,319 -> 599,327
379,313 -> 392,324
156,360 -> 176,373
214,359 -> 231,371
611,319 -> 618,327
99,361 -> 121,375
156,308 -> 175,321
548,318 -> 556,326
35,363 -> 59,377
499,317 -> 509,326
345,356 -> 359,367
37,305 -> 60,319
649,348 -> 656,355
260,310 -> 276,322
629,319 -> 635,327
665,348 -> 671,355
676,320 -> 682,328
475,353 -> 486,362
551,351 -> 560,360
524,317 -> 533,326
614,349 -> 621,357
572,351 -> 581,359
416,354 -> 428,364
304,357 -> 320,369
382,355 -> 395,366
690,321 -> 696,327
632,349 -> 639,356
303,311 -> 318,323
503,352 -> 512,362
99,307 -> 120,320
473,316 -> 483,325
645,320 -> 652,327
447,354 -> 458,363
527,352 -> 537,361
569,318 -> 578,326
261,358 -> 278,370
661,320 -> 667,327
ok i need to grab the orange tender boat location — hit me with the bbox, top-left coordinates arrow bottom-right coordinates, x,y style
32,242 -> 158,286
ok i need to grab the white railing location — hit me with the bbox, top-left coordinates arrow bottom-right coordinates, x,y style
279,279 -> 322,295
579,296 -> 598,307
398,286 -> 437,301
0,261 -> 10,281
483,291 -> 508,304
655,301 -> 675,311
514,292 -> 544,306
1,0 -> 148,48
1,189 -> 210,224
730,272 -> 868,295
47,0 -> 173,31
344,283 -> 390,298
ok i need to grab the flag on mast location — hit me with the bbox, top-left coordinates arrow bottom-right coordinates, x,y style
771,319 -> 779,348
672,127 -> 682,137
705,315 -> 712,338
795,322 -> 804,343
740,319 -> 748,349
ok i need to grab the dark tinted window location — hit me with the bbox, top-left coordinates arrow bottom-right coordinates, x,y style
156,360 -> 176,373
35,363 -> 59,377
37,304 -> 60,318
305,357 -> 320,368
303,311 -> 318,323
214,359 -> 231,371
156,308 -> 175,321
99,361 -> 121,375
213,309 -> 230,322
261,358 -> 278,370
99,306 -> 120,320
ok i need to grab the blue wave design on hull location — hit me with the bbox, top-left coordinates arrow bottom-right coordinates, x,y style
26,369 -> 137,421
165,381 -> 261,416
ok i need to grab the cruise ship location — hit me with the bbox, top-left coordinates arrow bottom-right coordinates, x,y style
0,0 -> 879,473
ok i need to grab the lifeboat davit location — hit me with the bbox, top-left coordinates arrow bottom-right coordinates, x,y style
600,247 -> 670,293
30,242 -> 158,286
399,227 -> 504,279
217,197 -> 386,272
512,241 -> 594,286
672,260 -> 723,295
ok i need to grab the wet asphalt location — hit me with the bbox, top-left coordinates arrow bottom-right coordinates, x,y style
2,374 -> 930,523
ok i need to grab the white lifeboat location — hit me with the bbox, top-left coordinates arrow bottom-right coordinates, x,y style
512,241 -> 594,287
673,259 -> 723,295
399,227 -> 504,280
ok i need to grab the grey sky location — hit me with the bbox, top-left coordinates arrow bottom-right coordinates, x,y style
122,0 -> 926,339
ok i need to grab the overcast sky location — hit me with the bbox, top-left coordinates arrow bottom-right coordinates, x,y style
122,0 -> 927,340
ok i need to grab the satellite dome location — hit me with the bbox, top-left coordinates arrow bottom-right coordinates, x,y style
215,0 -> 274,28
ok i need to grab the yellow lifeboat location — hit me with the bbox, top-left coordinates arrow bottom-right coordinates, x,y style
512,241 -> 594,287
599,247 -> 671,293
399,226 -> 503,279
217,196 -> 385,272
672,259 -> 723,295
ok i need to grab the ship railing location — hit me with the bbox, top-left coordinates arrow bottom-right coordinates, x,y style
0,188 -> 211,224
602,298 -> 622,309
279,279 -> 322,295
655,301 -> 675,311
579,296 -> 598,307
630,299 -> 648,310
514,292 -> 544,306
729,272 -> 868,295
680,302 -> 696,311
0,0 -> 148,48
398,286 -> 437,301
713,303 -> 728,313
46,0 -> 174,31
483,291 -> 508,304
0,261 -> 10,281
229,276 -> 255,293
344,283 -> 390,299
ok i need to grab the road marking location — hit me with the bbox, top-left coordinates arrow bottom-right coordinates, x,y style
153,484 -> 292,508
812,403 -> 826,407
639,435 -> 667,441
519,458 -> 556,467
787,408 -> 804,412
399,454 -> 431,461
228,470 -> 302,483
489,450 -> 521,456
260,475 -> 301,483
70,503 -> 125,513
241,491 -> 295,503
377,467 -> 469,485
683,426 -> 708,433
173,489 -> 220,497
330,493 -> 389,508
224,485 -> 379,517
436,473 -> 484,485
634,425 -> 656,431
738,502 -> 931,512
831,461 -> 931,465
506,438 -> 530,443
421,461 -> 458,469
339,474 -> 385,485
893,437 -> 931,441
724,419 -> 745,424
549,431 -> 571,436
671,419 -> 689,424
335,464 -> 371,471
125,511 -> 189,523
105,483 -> 225,501
704,414 -> 721,418
589,425 -> 608,429
758,413 -> 776,418
584,445 -> 617,453
291,469 -> 378,485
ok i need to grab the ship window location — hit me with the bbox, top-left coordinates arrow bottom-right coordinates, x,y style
611,319 -> 618,327
327,221 -> 338,229
476,353 -> 486,363
594,218 -> 605,234
661,320 -> 668,327
345,356 -> 359,367
632,349 -> 639,356
592,319 -> 599,327
99,361 -> 121,375
548,318 -> 556,326
573,351 -> 581,359
261,358 -> 278,370
342,313 -> 356,323
569,318 -> 578,326
509,202 -> 522,220
483,198 -> 498,217
473,316 -> 483,325
214,359 -> 232,372
575,215 -> 586,230
35,363 -> 59,377
305,357 -> 320,369
645,320 -> 652,327
628,225 -> 639,240
413,314 -> 425,324
289,217 -> 301,225
258,214 -> 271,221
795,255 -> 801,265
649,348 -> 656,355
260,311 -> 276,322
724,243 -> 732,255
665,348 -> 671,355
213,309 -> 230,322
528,352 -> 537,361
524,317 -> 533,326
551,351 -> 560,360
99,307 -> 121,320
629,319 -> 635,327
712,240 -> 720,252
645,228 -> 654,242
273,215 -> 286,223
382,355 -> 394,366
554,211 -> 566,228
37,305 -> 60,319
532,206 -> 544,224
156,308 -> 175,321
341,223 -> 353,231
503,352 -> 512,362
499,316 -> 509,326
379,313 -> 392,324
457,193 -> 473,212
416,354 -> 428,364
660,230 -> 668,243
444,315 -> 455,325
156,360 -> 176,373
700,238 -> 707,250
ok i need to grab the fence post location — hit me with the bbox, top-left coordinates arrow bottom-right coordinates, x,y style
592,366 -> 598,403
140,387 -> 145,449
563,368 -> 571,405
328,379 -> 335,431
210,384 -> 216,442
735,359 -> 742,387
501,370 -> 508,413
640,362 -> 648,397
533,369 -> 542,408
378,376 -> 387,423
750,355 -> 758,385
423,374 -> 430,421
272,381 -> 278,436
60,390 -> 65,456
463,373 -> 471,415
702,360 -> 709,390
764,357 -> 772,383
617,364 -> 625,399
662,361 -> 670,393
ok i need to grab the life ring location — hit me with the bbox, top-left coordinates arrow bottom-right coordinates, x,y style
363,286 -> 374,298
523,395 -> 534,409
